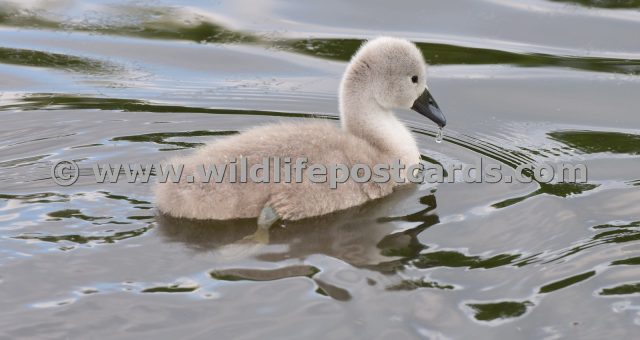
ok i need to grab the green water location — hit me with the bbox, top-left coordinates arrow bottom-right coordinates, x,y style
1,0 -> 639,338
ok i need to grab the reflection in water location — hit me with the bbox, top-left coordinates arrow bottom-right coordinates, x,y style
99,191 -> 150,205
157,186 -> 438,270
413,127 -> 538,170
467,301 -> 533,322
158,186 -> 439,301
550,0 -> 640,9
0,47 -> 116,74
548,221 -> 640,264
1,6 -> 640,78
281,39 -> 640,75
611,256 -> 640,265
0,192 -> 69,204
412,251 -> 522,269
1,0 -> 640,336
492,183 -> 599,208
0,94 -> 334,119
539,271 -> 596,293
46,208 -> 111,221
209,265 -> 353,300
210,265 -> 320,281
548,130 -> 640,155
5,191 -> 155,251
12,224 -> 154,246
112,130 -> 238,151
0,4 -> 256,44
142,279 -> 199,293
386,279 -> 454,291
426,126 -> 604,209
486,128 -> 640,209
600,283 -> 640,295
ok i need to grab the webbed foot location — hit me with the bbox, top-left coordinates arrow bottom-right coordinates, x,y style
240,206 -> 280,245
216,206 -> 280,260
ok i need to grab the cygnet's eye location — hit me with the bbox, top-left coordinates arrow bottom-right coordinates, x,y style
411,75 -> 418,84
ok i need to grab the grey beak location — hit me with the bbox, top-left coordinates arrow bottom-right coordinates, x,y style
411,88 -> 446,128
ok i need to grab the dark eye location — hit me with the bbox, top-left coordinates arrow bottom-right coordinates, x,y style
411,75 -> 418,83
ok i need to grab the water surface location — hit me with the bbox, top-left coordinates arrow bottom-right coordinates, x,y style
1,0 -> 639,338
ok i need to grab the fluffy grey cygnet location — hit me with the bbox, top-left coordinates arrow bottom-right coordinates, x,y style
155,37 -> 446,236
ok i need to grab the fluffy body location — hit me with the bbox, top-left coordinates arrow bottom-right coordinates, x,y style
155,37 -> 430,221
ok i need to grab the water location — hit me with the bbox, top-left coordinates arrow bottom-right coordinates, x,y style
435,127 -> 443,144
1,0 -> 639,338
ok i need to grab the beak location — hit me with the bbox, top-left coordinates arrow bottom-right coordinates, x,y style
411,88 -> 446,128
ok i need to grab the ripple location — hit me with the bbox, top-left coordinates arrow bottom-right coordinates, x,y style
12,224 -> 153,246
210,265 -> 320,281
551,0 -> 640,9
0,93 -> 334,119
548,130 -> 640,155
313,279 -> 351,301
411,251 -> 523,270
31,298 -> 76,309
600,282 -> 640,295
1,0 -> 639,336
0,47 -> 119,74
112,130 -> 238,151
0,154 -> 50,168
546,221 -> 640,264
142,278 -> 199,293
467,300 -> 534,322
46,209 -> 111,222
611,256 -> 640,265
0,4 -> 255,45
492,183 -> 599,208
0,192 -> 69,204
539,271 -> 596,293
386,279 -> 455,291
280,38 -> 640,75
2,6 -> 639,77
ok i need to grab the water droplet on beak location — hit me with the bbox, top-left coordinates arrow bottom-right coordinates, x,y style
435,127 -> 444,144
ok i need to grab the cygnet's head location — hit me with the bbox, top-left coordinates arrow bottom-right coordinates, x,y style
340,37 -> 446,127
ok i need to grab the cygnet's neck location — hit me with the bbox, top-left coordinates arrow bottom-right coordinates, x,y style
340,88 -> 421,167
